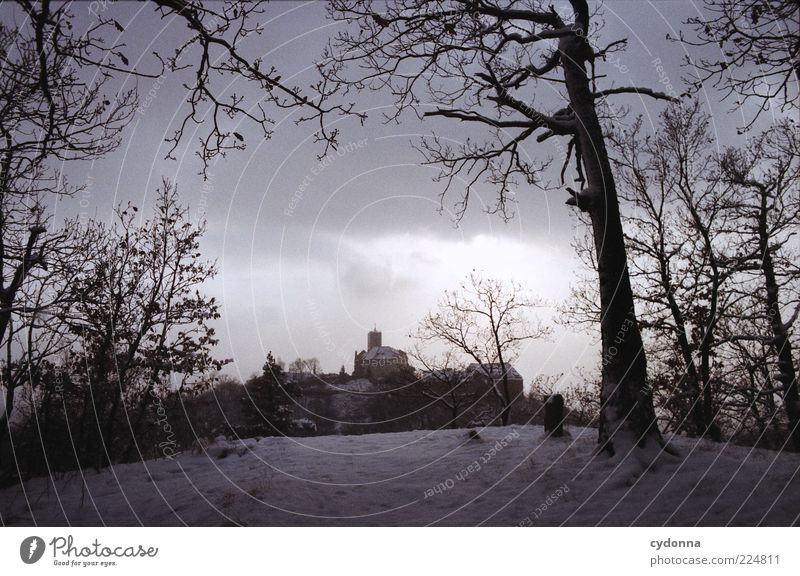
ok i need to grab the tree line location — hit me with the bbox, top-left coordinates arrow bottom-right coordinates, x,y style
564,102 -> 798,450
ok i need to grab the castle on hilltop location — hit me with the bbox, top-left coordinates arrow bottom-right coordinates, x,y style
353,327 -> 409,379
289,326 -> 530,435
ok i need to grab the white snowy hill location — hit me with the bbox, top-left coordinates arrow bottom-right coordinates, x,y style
1,425 -> 798,526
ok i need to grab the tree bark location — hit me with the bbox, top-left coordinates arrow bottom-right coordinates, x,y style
756,187 -> 800,451
649,213 -> 707,437
680,185 -> 723,441
560,2 -> 662,455
0,375 -> 14,459
497,359 -> 512,427
662,280 -> 706,436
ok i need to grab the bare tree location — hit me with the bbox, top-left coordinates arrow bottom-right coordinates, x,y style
324,0 -> 678,454
719,120 -> 800,450
303,358 -> 321,375
287,358 -> 305,374
415,272 -> 549,426
0,0 -> 349,463
4,1 -> 356,171
288,357 -> 321,375
0,219 -> 99,452
562,103 -> 798,448
683,0 -> 799,128
0,6 -> 137,448
606,101 -> 741,441
0,11 -> 135,338
144,0 -> 358,172
410,347 -> 475,427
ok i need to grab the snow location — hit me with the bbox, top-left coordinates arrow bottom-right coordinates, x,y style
363,346 -> 405,361
1,426 -> 798,526
293,418 -> 318,432
333,378 -> 376,392
467,363 -> 523,381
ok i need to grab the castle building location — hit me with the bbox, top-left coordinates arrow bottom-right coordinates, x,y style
353,327 -> 409,379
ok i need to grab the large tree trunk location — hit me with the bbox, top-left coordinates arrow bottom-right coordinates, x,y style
494,354 -> 512,426
499,374 -> 511,426
0,378 -> 14,462
682,194 -> 724,442
664,294 -> 707,436
757,190 -> 800,451
99,390 -> 121,468
698,338 -> 721,441
498,396 -> 511,426
0,295 -> 15,450
559,7 -> 662,455
652,229 -> 707,437
121,375 -> 164,463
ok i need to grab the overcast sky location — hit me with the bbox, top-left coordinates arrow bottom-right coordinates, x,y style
25,1 -> 782,387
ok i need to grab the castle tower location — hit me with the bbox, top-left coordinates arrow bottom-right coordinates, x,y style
367,326 -> 382,350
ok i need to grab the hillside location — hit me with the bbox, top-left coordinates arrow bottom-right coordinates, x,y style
1,426 -> 798,526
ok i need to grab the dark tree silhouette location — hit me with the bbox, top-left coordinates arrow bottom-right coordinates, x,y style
409,348 -> 476,428
563,104 -> 798,448
607,101 -> 734,441
1,0 -> 351,462
0,5 -> 136,446
67,181 -> 227,466
323,0 -> 676,454
683,0 -> 799,128
4,0 -> 356,174
720,120 -> 800,450
241,352 -> 300,437
415,272 -> 549,427
146,0 -> 359,172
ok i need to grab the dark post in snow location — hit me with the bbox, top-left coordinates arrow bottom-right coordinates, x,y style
545,394 -> 565,438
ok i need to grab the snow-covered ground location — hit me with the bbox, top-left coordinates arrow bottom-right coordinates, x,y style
1,425 -> 798,526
